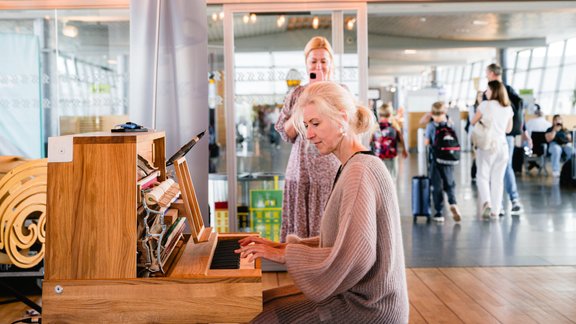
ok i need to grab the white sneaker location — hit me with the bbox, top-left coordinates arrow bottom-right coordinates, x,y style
481,202 -> 491,220
552,171 -> 560,177
511,200 -> 522,215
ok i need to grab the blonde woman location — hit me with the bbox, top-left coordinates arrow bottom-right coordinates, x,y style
239,81 -> 409,323
472,80 -> 513,219
275,36 -> 340,241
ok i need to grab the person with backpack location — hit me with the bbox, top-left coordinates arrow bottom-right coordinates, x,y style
472,80 -> 514,220
424,101 -> 461,222
484,63 -> 525,215
370,103 -> 408,179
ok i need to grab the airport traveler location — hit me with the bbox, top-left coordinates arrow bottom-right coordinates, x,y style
545,114 -> 573,177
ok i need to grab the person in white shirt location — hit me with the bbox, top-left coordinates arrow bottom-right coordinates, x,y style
472,80 -> 513,220
525,104 -> 552,137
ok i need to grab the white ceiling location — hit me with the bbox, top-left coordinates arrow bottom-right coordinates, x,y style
207,1 -> 576,85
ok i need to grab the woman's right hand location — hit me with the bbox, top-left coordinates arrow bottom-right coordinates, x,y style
238,236 -> 286,249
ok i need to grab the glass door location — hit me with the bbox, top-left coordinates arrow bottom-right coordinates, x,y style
222,3 -> 367,236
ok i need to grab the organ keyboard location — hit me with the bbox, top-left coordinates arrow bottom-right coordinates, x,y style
43,131 -> 262,323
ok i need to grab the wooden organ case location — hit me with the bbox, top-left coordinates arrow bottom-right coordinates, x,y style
43,131 -> 262,323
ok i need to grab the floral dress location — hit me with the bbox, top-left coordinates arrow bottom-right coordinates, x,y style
275,85 -> 340,242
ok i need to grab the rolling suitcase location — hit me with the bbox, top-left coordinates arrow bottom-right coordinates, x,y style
412,175 -> 431,220
413,133 -> 431,221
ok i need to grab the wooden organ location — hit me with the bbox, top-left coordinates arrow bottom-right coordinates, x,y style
43,131 -> 262,323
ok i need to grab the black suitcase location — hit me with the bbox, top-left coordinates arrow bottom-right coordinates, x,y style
412,176 -> 431,220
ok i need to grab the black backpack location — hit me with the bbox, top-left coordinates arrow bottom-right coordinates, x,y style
433,123 -> 461,165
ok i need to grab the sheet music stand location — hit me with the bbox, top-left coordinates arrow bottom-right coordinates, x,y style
174,157 -> 211,243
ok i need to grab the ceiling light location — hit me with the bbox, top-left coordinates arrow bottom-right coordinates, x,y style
219,11 -> 224,20
250,13 -> 257,24
420,17 -> 426,22
243,14 -> 249,24
211,13 -> 218,22
62,23 -> 78,38
107,59 -> 117,65
472,20 -> 488,26
346,18 -> 356,31
312,16 -> 319,29
277,15 -> 285,28
404,49 -> 417,55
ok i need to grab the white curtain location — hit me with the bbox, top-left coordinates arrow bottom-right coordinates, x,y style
130,0 -> 209,219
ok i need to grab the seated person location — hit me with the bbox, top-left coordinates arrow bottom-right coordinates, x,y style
525,104 -> 551,137
545,114 -> 573,177
236,81 -> 409,323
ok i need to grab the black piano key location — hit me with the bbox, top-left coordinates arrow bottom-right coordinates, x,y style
210,240 -> 241,269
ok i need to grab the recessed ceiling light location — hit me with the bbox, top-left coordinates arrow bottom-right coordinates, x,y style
420,17 -> 426,22
312,16 -> 319,30
404,49 -> 417,55
472,20 -> 488,26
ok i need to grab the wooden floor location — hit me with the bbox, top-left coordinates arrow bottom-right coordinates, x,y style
262,267 -> 576,324
2,267 -> 575,323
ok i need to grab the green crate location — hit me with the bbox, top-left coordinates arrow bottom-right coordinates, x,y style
250,209 -> 282,242
249,189 -> 283,208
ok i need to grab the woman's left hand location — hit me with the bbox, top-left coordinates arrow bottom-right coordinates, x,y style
235,243 -> 287,264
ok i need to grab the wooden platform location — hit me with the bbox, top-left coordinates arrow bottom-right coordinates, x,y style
3,266 -> 576,323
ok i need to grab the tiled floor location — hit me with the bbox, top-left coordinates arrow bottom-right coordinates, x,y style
215,135 -> 576,268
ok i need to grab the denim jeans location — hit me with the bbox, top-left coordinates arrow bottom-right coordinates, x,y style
429,161 -> 456,215
548,141 -> 574,173
504,136 -> 519,202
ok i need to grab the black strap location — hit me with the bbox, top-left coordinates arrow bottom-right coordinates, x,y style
332,151 -> 373,188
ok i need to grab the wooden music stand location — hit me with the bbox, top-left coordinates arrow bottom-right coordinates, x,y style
174,157 -> 211,243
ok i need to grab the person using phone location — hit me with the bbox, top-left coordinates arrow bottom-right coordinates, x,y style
545,114 -> 573,177
274,36 -> 340,242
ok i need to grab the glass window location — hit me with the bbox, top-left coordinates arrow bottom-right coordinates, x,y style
542,67 -> 559,92
531,47 -> 546,69
556,90 -> 573,115
559,64 -> 576,91
454,66 -> 463,83
471,61 -> 481,78
565,38 -> 576,65
516,50 -> 531,71
526,69 -> 542,93
463,64 -> 471,81
236,52 -> 272,67
513,71 -> 527,90
547,41 -> 565,67
538,92 -> 555,114
0,9 -> 130,158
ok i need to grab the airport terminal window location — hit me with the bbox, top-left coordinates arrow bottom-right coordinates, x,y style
530,47 -> 546,69
0,9 -> 130,158
542,67 -> 560,92
526,69 -> 542,92
565,38 -> 576,65
547,41 -> 565,67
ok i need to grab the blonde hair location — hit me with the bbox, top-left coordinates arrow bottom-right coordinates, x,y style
292,81 -> 375,137
378,103 -> 393,118
304,36 -> 334,62
431,101 -> 446,116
